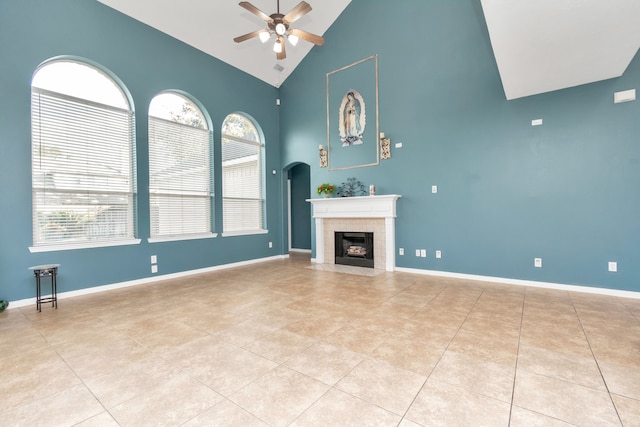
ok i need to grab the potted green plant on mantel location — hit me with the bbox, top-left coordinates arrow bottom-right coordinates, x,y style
317,183 -> 335,198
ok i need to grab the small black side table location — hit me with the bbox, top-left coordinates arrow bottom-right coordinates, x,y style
28,264 -> 60,312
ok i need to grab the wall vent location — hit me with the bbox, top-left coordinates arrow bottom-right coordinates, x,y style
614,89 -> 636,104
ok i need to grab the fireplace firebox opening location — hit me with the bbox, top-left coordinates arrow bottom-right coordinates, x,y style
335,232 -> 374,268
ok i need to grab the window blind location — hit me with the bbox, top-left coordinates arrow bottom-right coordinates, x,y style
221,133 -> 264,233
148,116 -> 212,237
31,88 -> 136,246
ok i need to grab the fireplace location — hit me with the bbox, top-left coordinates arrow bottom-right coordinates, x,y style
307,194 -> 401,272
335,232 -> 374,268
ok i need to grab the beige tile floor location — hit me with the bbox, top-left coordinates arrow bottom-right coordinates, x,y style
2,253 -> 640,426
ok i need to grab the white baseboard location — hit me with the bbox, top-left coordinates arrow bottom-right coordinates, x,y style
394,267 -> 640,300
8,255 -> 289,309
289,248 -> 312,254
10,256 -> 638,310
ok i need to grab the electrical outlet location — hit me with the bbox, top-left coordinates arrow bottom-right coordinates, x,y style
534,258 -> 542,268
150,255 -> 157,264
415,249 -> 421,257
431,185 -> 438,194
435,250 -> 442,259
608,261 -> 617,272
151,265 -> 158,273
269,241 -> 272,248
420,249 -> 427,258
399,248 -> 404,256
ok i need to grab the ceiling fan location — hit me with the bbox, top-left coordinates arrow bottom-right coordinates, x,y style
233,0 -> 325,60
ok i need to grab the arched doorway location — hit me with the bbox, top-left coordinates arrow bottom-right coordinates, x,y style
287,163 -> 311,252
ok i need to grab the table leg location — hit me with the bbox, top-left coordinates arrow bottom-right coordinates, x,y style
35,274 -> 41,312
52,271 -> 57,309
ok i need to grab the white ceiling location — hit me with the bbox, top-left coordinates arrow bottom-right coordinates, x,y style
482,0 -> 640,99
97,0 -> 351,88
98,0 -> 640,99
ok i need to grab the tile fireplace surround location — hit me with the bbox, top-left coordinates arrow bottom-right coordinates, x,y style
307,195 -> 401,271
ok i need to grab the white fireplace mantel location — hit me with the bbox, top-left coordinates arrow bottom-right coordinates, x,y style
307,195 -> 401,271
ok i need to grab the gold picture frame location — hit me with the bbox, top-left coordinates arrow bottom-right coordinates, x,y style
326,55 -> 379,170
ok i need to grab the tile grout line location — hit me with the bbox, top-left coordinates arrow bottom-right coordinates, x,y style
24,309 -> 114,425
397,284 -> 483,425
6,257 -> 637,425
506,288 -> 527,426
569,293 -> 625,427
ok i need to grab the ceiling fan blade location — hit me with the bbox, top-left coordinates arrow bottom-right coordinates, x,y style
233,29 -> 264,43
289,28 -> 324,46
239,1 -> 272,23
284,1 -> 312,24
276,35 -> 287,60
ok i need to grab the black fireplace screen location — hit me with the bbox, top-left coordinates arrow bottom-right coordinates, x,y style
335,232 -> 374,268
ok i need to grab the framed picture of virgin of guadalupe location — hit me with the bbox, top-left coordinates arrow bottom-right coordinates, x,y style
326,54 -> 379,170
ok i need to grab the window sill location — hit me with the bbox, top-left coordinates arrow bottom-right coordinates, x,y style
148,233 -> 218,243
221,229 -> 268,237
29,239 -> 142,253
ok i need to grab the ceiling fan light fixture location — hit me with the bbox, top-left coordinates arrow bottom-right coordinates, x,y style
259,31 -> 271,43
273,39 -> 283,53
235,1 -> 324,60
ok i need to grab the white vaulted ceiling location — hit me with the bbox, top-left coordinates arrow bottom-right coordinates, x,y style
97,0 -> 352,88
98,0 -> 640,99
481,0 -> 640,99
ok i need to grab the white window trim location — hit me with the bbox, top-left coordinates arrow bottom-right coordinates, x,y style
29,238 -> 141,253
148,232 -> 218,243
221,229 -> 269,237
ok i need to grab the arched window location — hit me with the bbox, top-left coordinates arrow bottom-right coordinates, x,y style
148,92 -> 213,238
31,59 -> 135,248
221,113 -> 265,234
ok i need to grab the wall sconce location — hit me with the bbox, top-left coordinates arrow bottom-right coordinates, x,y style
319,144 -> 328,168
380,132 -> 391,159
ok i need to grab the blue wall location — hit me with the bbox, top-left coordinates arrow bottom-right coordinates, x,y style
280,0 -> 640,292
1,0 -> 638,301
0,0 -> 282,301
